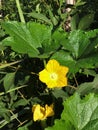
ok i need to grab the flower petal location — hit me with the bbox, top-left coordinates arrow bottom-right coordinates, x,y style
46,59 -> 60,72
57,77 -> 68,87
59,66 -> 69,76
39,69 -> 50,83
39,59 -> 69,88
45,104 -> 54,117
32,104 -> 54,121
32,104 -> 45,121
46,80 -> 58,88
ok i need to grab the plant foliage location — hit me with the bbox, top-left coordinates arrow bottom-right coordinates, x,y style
1,0 -> 98,130
46,93 -> 98,130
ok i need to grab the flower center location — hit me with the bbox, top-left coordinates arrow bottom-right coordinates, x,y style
50,73 -> 58,80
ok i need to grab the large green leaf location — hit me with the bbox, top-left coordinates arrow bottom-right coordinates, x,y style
27,22 -> 51,48
51,29 -> 67,46
61,30 -> 90,59
62,93 -> 98,130
51,29 -> 98,73
44,29 -> 67,52
2,21 -> 52,57
39,29 -> 62,57
61,29 -> 98,58
46,93 -> 98,130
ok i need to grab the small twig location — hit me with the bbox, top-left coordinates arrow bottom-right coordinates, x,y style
9,110 -> 22,125
0,60 -> 21,69
18,90 -> 30,105
31,72 -> 38,76
67,85 -> 77,90
0,85 -> 27,96
18,119 -> 28,127
73,73 -> 79,87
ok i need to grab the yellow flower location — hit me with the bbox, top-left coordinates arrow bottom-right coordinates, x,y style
39,59 -> 69,88
32,104 -> 54,121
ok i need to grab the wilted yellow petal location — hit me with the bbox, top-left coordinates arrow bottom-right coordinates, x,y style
32,104 -> 45,121
45,104 -> 54,117
32,104 -> 54,121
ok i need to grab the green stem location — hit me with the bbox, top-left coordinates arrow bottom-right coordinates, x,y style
43,59 -> 46,67
15,0 -> 25,23
40,119 -> 47,130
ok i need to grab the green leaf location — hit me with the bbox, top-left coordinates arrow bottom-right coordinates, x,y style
2,21 -> 39,57
41,29 -> 65,56
77,53 -> 98,69
48,7 -> 58,26
57,30 -> 98,73
78,14 -> 94,30
83,119 -> 98,130
36,28 -> 61,58
63,30 -> 90,58
75,0 -> 86,7
3,72 -> 15,92
51,50 -> 75,65
28,12 -> 52,25
62,93 -> 98,130
85,29 -> 98,38
0,101 -> 10,121
71,14 -> 79,30
46,93 -> 98,130
27,22 -> 52,48
77,74 -> 98,95
52,88 -> 68,100
18,126 -> 29,130
50,50 -> 77,73
77,82 -> 93,95
0,42 -> 5,51
83,69 -> 96,77
0,101 -> 8,114
45,119 -> 73,130
51,49 -> 98,73
61,29 -> 98,59
2,21 -> 52,57
52,28 -> 68,47
12,99 -> 29,108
